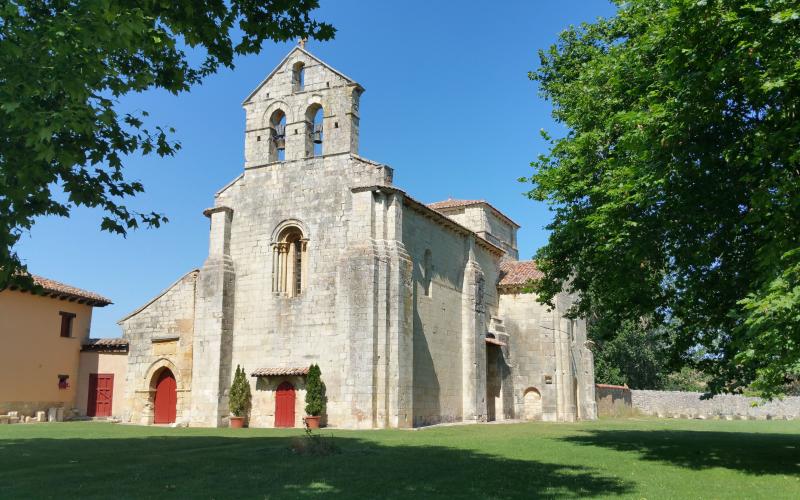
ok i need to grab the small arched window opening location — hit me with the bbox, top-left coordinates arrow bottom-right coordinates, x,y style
423,249 -> 433,297
272,226 -> 307,297
306,104 -> 323,157
292,62 -> 305,92
269,110 -> 286,162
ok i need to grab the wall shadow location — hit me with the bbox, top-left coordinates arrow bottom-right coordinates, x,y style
560,429 -> 800,476
411,285 -> 441,427
0,434 -> 633,498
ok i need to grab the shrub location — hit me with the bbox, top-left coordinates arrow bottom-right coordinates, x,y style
305,364 -> 326,417
229,365 -> 252,418
289,425 -> 339,456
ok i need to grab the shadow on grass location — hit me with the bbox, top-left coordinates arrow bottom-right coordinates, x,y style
0,433 -> 634,498
561,430 -> 800,475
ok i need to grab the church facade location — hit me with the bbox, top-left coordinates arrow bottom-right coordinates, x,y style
118,46 -> 597,428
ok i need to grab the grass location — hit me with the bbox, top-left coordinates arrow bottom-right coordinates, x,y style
1,418 -> 798,499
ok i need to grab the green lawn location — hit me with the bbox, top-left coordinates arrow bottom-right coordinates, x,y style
1,418 -> 798,499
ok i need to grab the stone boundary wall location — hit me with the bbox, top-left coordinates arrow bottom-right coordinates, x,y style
595,384 -> 632,417
631,390 -> 800,420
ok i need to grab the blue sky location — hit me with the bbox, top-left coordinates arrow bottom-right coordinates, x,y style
16,0 -> 617,337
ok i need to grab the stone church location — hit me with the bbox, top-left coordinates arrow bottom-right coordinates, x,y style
119,45 -> 597,428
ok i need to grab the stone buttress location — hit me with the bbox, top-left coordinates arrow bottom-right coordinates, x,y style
190,207 -> 235,426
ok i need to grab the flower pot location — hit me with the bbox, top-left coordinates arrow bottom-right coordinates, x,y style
230,416 -> 245,429
304,415 -> 321,429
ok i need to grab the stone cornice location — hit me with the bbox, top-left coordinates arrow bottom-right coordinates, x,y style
351,185 -> 505,256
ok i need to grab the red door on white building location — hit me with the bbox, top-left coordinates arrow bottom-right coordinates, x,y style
275,381 -> 295,427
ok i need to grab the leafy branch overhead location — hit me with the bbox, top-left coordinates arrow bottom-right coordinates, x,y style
525,0 -> 800,397
0,0 -> 334,288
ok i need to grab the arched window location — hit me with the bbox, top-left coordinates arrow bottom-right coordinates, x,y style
306,104 -> 323,157
423,249 -> 432,297
272,226 -> 307,296
269,109 -> 286,162
292,62 -> 305,92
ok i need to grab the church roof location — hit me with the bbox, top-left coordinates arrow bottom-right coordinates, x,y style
242,46 -> 361,105
250,367 -> 309,377
6,274 -> 112,307
82,338 -> 129,352
427,198 -> 484,210
498,260 -> 543,289
427,198 -> 521,228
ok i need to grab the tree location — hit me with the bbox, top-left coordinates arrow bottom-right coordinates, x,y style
304,363 -> 326,417
592,320 -> 668,389
525,0 -> 800,397
229,365 -> 251,418
0,0 -> 334,288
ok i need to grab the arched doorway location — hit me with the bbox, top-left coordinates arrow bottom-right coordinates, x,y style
153,369 -> 177,424
523,387 -> 543,421
275,381 -> 295,428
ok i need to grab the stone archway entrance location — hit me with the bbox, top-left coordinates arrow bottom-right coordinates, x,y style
275,381 -> 295,427
153,369 -> 177,424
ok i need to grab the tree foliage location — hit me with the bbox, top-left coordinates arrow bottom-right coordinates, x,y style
593,319 -> 712,390
526,0 -> 800,397
592,320 -> 668,389
229,365 -> 251,418
304,363 -> 326,417
0,0 -> 333,288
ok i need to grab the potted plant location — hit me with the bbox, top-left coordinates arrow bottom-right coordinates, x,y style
304,364 -> 326,429
229,365 -> 251,428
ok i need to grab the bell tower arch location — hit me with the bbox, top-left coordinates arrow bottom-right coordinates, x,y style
242,44 -> 363,168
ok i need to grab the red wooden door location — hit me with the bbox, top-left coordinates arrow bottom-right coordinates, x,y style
275,381 -> 295,428
87,373 -> 114,417
154,370 -> 177,424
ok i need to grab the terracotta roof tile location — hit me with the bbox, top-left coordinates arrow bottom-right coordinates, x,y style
250,367 -> 309,377
8,275 -> 113,306
427,199 -> 485,210
85,338 -> 128,346
82,337 -> 129,352
498,260 -> 543,288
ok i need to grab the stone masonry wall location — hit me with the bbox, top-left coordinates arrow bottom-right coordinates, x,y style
215,154 -> 391,428
404,207 -> 464,426
120,270 -> 197,424
499,292 -> 559,421
631,390 -> 800,420
498,291 -> 596,422
402,207 -> 502,426
437,205 -> 518,259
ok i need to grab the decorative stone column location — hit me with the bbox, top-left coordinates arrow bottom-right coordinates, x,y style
190,206 -> 235,427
